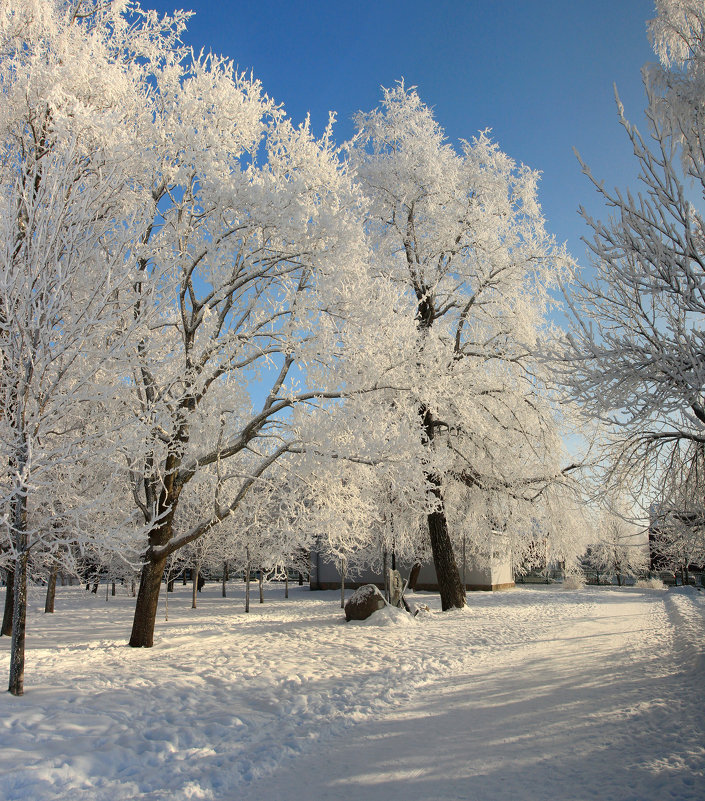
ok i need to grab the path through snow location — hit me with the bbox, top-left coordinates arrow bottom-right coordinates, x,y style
241,586 -> 705,801
0,583 -> 702,800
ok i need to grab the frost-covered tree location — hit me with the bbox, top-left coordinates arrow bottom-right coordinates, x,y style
557,0 -> 705,510
4,2 -> 405,649
649,440 -> 705,577
583,501 -> 647,585
348,84 -> 574,609
0,0 -> 157,694
119,72 -> 399,646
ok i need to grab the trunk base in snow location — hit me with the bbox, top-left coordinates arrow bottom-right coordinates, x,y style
129,558 -> 166,648
427,507 -> 466,611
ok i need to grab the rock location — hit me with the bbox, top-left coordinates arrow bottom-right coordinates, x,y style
344,584 -> 386,621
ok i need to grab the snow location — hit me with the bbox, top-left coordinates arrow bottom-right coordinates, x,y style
0,582 -> 703,801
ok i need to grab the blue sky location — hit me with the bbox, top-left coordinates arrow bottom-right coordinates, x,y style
147,0 -> 657,269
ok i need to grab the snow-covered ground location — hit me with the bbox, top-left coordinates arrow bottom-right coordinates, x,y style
0,581 -> 702,801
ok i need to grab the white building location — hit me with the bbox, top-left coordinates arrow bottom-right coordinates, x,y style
310,551 -> 514,592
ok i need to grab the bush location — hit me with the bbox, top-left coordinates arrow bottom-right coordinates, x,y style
635,577 -> 666,590
562,573 -> 586,590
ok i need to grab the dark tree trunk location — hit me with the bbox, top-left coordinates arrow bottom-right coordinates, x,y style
412,282 -> 468,611
191,566 -> 198,609
167,577 -> 174,592
408,562 -> 421,591
259,568 -> 264,604
8,550 -> 28,695
285,570 -> 289,599
422,409 -> 466,611
298,571 -> 303,586
245,558 -> 251,613
2,569 -> 14,636
461,534 -> 467,588
44,564 -> 59,613
340,558 -> 346,609
8,464 -> 29,695
222,560 -> 228,597
383,549 -> 389,602
111,582 -> 116,597
129,556 -> 167,648
427,503 -> 466,610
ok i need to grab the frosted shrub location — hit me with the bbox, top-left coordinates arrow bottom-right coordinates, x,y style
635,577 -> 666,590
563,573 -> 586,590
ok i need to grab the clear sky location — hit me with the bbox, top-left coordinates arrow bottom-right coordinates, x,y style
146,0 -> 657,270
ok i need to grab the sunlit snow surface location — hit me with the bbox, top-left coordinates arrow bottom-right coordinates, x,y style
0,583 -> 703,800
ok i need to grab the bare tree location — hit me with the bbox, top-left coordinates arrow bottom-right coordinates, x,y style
556,0 -> 705,517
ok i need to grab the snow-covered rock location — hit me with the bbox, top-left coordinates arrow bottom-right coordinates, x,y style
344,584 -> 386,621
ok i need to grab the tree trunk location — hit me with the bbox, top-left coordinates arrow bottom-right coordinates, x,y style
245,558 -> 251,613
8,464 -> 29,696
340,557 -> 346,609
461,534 -> 467,589
383,549 -> 389,602
129,556 -> 167,648
192,565 -> 199,609
422,406 -> 466,611
8,549 -> 28,695
111,581 -> 116,597
298,571 -> 303,586
408,561 -> 421,591
45,564 -> 59,613
427,505 -> 466,610
167,577 -> 174,592
222,561 -> 228,598
259,568 -> 264,604
285,570 -> 289,599
2,569 -> 14,636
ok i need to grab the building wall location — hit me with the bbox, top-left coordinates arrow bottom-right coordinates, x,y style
310,551 -> 514,592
